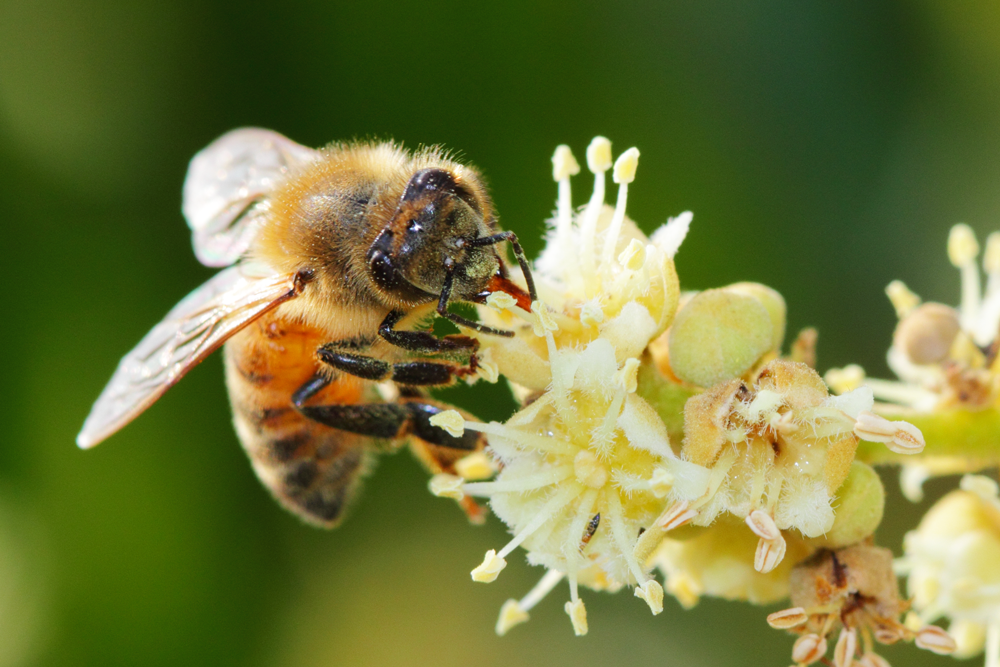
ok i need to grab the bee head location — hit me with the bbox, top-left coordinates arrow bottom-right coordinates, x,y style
367,167 -> 500,303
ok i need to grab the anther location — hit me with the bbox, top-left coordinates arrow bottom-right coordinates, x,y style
586,137 -> 613,173
552,145 -> 580,181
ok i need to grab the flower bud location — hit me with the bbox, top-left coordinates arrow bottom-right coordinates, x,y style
815,461 -> 885,548
667,288 -> 773,387
725,282 -> 787,351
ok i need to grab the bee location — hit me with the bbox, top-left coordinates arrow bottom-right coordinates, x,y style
77,128 -> 535,527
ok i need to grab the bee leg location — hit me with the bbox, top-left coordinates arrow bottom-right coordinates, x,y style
437,268 -> 516,338
316,346 -> 478,385
467,230 -> 537,303
294,391 -> 482,453
294,377 -> 488,523
378,309 -> 478,354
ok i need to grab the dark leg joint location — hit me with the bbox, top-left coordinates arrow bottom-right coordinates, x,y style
298,403 -> 408,439
378,309 -> 479,353
317,347 -> 391,381
392,361 -> 458,386
292,375 -> 329,408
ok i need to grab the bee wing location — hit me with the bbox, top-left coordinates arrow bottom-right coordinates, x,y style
77,264 -> 310,449
182,128 -> 320,267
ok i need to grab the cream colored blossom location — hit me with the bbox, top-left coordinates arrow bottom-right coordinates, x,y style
769,542 -> 953,666
441,138 -> 684,634
896,474 -> 1000,667
826,224 -> 1000,497
648,360 -> 918,574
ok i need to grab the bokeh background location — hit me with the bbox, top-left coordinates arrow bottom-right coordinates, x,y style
2,1 -> 1000,665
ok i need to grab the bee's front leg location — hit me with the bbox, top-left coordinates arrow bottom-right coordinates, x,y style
378,309 -> 479,353
315,344 -> 479,386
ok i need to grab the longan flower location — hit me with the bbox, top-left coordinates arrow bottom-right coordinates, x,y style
646,360 -> 922,575
896,474 -> 1000,666
768,542 -> 954,666
428,138 -> 689,635
826,224 -> 1000,498
649,461 -> 887,609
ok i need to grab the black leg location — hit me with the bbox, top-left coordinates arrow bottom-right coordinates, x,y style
377,309 -> 479,353
292,381 -> 481,452
316,346 -> 477,386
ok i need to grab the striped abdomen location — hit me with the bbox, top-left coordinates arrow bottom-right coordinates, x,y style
224,313 -> 382,528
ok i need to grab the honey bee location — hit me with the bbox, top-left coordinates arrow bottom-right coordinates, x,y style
77,128 -> 535,527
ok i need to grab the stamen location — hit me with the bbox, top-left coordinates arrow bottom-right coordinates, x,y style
601,147 -> 640,268
461,464 -> 574,496
471,549 -> 507,582
754,534 -> 787,573
793,633 -> 828,665
496,483 -> 580,559
580,137 -> 612,283
428,409 -> 465,437
746,509 -> 781,541
858,653 -> 891,667
767,607 -> 808,629
834,627 -> 858,667
485,291 -> 517,312
605,490 -> 649,584
949,223 -> 982,330
633,579 -> 664,615
986,619 -> 1000,667
429,474 -> 464,499
522,569 -> 566,611
618,238 -> 646,271
986,231 -> 1000,293
914,625 -> 957,655
463,421 -> 577,456
885,280 -> 921,318
659,500 -> 697,531
564,598 -> 588,636
899,464 -> 931,503
495,600 -> 529,636
862,378 -> 939,410
853,411 -> 925,454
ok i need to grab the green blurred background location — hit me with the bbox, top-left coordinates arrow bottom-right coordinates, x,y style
2,1 -> 999,665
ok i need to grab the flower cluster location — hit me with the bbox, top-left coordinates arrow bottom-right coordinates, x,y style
416,138 -> 983,667
896,475 -> 1000,666
430,137 -> 683,634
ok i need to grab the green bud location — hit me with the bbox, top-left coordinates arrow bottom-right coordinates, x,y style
815,461 -> 885,548
667,289 -> 773,387
725,282 -> 787,351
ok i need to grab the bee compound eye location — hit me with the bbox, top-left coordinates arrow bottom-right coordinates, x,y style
402,168 -> 457,201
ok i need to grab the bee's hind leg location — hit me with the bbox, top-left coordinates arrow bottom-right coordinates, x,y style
293,375 -> 489,523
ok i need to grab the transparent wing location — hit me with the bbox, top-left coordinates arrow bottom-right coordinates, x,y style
77,265 -> 309,449
182,128 -> 320,267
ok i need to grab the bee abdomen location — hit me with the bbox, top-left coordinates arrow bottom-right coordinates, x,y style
225,324 -> 375,528
235,413 -> 374,528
